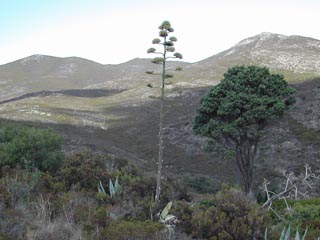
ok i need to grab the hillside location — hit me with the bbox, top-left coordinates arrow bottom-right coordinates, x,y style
187,32 -> 320,83
0,33 -> 320,188
1,33 -> 320,102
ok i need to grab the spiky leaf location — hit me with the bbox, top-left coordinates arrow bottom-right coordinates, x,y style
280,227 -> 286,240
301,228 -> 308,240
295,229 -> 300,240
98,180 -> 106,194
284,225 -> 291,240
109,179 -> 115,198
264,228 -> 268,240
160,201 -> 172,220
115,176 -> 122,194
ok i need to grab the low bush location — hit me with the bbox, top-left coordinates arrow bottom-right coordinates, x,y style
59,151 -> 111,192
0,122 -> 63,174
185,187 -> 268,240
270,197 -> 320,237
101,220 -> 163,240
183,173 -> 222,194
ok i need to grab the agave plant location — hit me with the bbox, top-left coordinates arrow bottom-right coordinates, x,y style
109,179 -> 115,198
98,180 -> 106,194
114,176 -> 123,195
159,201 -> 178,226
264,226 -> 308,240
98,177 -> 122,199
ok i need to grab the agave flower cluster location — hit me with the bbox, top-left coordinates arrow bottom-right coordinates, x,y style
147,20 -> 183,64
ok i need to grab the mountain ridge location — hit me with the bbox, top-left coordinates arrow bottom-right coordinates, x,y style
1,32 -> 320,102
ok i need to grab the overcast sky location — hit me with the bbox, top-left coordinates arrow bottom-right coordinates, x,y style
0,0 -> 319,65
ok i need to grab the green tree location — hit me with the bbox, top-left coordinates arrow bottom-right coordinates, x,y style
147,20 -> 183,202
193,66 -> 295,195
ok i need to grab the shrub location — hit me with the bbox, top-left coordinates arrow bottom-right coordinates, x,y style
171,200 -> 193,235
0,122 -> 63,174
59,151 -> 111,192
101,220 -> 163,240
190,187 -> 268,240
183,173 -> 221,194
0,207 -> 27,240
0,166 -> 41,206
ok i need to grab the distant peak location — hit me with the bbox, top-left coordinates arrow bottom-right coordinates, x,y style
254,32 -> 288,39
25,54 -> 46,60
20,54 -> 52,65
235,32 -> 288,47
257,32 -> 276,37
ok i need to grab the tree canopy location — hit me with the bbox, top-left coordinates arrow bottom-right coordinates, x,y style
193,65 -> 295,194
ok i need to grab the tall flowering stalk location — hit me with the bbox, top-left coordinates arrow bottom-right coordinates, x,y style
147,20 -> 182,202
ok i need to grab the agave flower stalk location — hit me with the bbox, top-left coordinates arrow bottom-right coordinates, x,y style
146,20 -> 183,202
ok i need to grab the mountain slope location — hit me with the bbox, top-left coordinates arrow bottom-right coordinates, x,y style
0,33 -> 320,189
0,54 -> 110,101
1,33 -> 320,102
187,32 -> 320,83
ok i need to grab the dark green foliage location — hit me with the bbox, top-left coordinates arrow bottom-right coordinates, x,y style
189,187 -> 268,239
270,198 -> 320,237
0,122 -> 63,174
193,66 -> 295,193
194,65 -> 294,140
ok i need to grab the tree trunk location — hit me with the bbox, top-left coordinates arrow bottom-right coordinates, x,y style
235,139 -> 258,196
